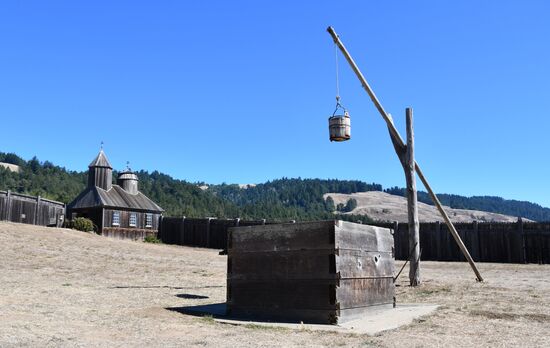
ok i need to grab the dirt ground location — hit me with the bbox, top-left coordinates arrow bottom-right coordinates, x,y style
1,222 -> 549,347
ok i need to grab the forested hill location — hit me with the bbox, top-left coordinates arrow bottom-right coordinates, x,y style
206,179 -> 382,220
1,151 -> 550,221
0,152 -> 241,218
0,152 -> 376,219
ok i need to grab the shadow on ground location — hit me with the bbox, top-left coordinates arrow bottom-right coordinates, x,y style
109,285 -> 223,290
167,303 -> 228,319
176,293 -> 209,299
167,303 -> 306,324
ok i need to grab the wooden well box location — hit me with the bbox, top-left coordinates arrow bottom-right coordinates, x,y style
226,220 -> 395,324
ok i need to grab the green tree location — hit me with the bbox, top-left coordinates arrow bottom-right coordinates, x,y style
1,151 -> 549,222
343,198 -> 357,212
325,196 -> 335,212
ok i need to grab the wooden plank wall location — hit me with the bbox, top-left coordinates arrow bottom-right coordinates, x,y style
159,217 -> 268,249
370,220 -> 550,264
103,209 -> 160,231
102,227 -> 157,241
226,221 -> 395,324
159,217 -> 550,264
0,190 -> 65,227
523,222 -> 550,264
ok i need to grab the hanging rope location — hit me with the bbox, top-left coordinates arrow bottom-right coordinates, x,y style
335,42 -> 340,103
332,42 -> 347,117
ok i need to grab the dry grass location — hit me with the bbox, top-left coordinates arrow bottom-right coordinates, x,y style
1,221 -> 549,347
324,191 -> 525,222
469,310 -> 550,323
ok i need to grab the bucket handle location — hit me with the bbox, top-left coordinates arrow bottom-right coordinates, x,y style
332,99 -> 348,117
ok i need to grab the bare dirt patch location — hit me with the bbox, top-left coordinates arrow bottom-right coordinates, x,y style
1,221 -> 549,347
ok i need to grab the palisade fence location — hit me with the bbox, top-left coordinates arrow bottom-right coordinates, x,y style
370,220 -> 549,264
159,217 -> 278,250
0,190 -> 65,227
159,217 -> 550,264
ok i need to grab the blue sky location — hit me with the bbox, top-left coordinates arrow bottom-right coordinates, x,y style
1,1 -> 549,207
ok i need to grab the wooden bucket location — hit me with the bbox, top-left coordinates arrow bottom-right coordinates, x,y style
329,111 -> 351,142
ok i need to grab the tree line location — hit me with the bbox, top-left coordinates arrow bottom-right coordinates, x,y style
384,187 -> 550,222
2,151 -> 550,221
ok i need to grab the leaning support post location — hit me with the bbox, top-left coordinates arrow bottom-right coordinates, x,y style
327,26 -> 483,282
415,166 -> 483,281
405,108 -> 420,286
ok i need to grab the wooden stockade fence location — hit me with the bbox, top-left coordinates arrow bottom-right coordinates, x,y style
370,220 -> 550,265
0,190 -> 65,227
159,217 -> 550,264
159,217 -> 272,249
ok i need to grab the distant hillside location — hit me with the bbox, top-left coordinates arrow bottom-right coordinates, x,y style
0,162 -> 20,173
0,153 -> 87,203
325,191 -> 528,223
207,179 -> 382,220
384,187 -> 550,222
1,151 -> 549,221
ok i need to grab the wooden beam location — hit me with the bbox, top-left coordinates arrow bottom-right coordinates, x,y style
327,26 -> 483,282
405,108 -> 420,286
415,166 -> 483,281
34,195 -> 41,225
6,190 -> 12,222
100,208 -> 104,234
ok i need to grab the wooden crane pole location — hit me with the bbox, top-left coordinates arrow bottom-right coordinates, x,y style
327,26 -> 483,282
405,108 -> 420,285
387,109 -> 421,286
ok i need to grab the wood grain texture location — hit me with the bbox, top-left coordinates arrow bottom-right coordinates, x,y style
227,220 -> 395,323
227,220 -> 335,253
405,107 -> 421,286
334,221 -> 394,252
0,190 -> 64,227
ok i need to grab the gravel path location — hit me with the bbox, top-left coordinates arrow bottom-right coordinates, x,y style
1,222 -> 549,347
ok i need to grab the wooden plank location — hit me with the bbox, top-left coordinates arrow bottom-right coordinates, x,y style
419,225 -> 430,260
471,221 -> 479,261
33,196 -> 40,225
393,221 -> 400,259
101,227 -> 157,241
435,221 -> 442,261
543,231 -> 550,264
228,221 -> 392,255
209,218 -> 235,248
179,217 -> 186,244
519,219 -> 526,264
335,221 -> 393,252
226,305 -> 339,324
228,278 -> 394,311
336,278 -> 395,309
228,249 -> 337,281
227,220 -> 396,324
228,279 -> 339,310
228,220 -> 335,253
228,250 -> 393,280
336,250 -> 394,279
0,195 -> 5,221
401,223 -> 410,260
5,190 -> 11,221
